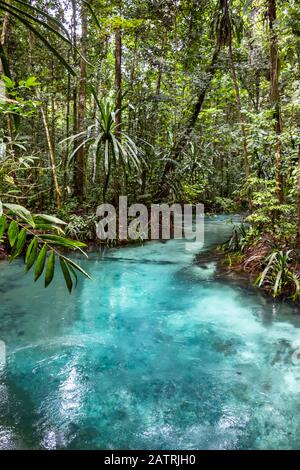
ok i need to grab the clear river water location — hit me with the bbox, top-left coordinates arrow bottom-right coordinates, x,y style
1,215 -> 300,450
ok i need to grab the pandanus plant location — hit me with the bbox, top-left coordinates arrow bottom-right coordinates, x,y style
255,250 -> 300,300
63,93 -> 141,201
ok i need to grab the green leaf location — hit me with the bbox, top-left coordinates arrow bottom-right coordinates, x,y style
25,237 -> 38,271
0,2 -> 71,46
12,0 -> 71,38
34,244 -> 47,281
273,270 -> 283,296
2,75 -> 15,89
90,85 -> 102,110
34,214 -> 67,226
3,203 -> 35,227
60,257 -> 73,293
34,223 -> 64,234
82,0 -> 101,30
62,256 -> 92,280
67,137 -> 94,164
45,251 -> 55,288
39,234 -> 87,250
8,220 -> 19,247
11,228 -> 27,259
67,263 -> 78,288
24,76 -> 40,88
0,5 -> 76,76
0,45 -> 12,85
0,215 -> 6,239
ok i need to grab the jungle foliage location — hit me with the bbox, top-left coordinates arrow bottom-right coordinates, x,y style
1,0 -> 300,297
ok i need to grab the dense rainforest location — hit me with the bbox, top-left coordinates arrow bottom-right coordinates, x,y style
0,0 -> 300,299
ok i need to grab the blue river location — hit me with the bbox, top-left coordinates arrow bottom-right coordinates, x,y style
1,215 -> 300,449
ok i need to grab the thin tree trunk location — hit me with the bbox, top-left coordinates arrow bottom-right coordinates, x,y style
156,28 -> 167,96
93,36 -> 109,183
158,44 -> 221,197
115,2 -> 122,138
114,0 -> 122,198
0,7 -> 13,138
224,0 -> 251,208
64,50 -> 71,194
268,0 -> 283,203
248,8 -> 261,112
103,160 -> 111,202
0,9 -> 9,76
227,5 -> 250,183
50,59 -> 56,168
229,46 -> 249,178
39,98 -> 61,208
128,32 -> 138,134
74,4 -> 88,202
71,0 -> 78,193
148,26 -> 168,164
297,142 -> 300,250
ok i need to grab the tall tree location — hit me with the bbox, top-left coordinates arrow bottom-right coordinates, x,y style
157,0 -> 230,197
115,0 -> 122,139
0,7 -> 9,79
38,95 -> 62,208
297,139 -> 300,249
0,6 -> 13,137
74,3 -> 88,202
113,0 -> 123,199
225,0 -> 250,180
268,0 -> 283,203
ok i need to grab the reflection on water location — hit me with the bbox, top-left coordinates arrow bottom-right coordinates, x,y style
1,215 -> 300,449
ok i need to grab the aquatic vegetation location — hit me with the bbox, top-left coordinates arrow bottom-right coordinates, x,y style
65,214 -> 97,242
255,250 -> 300,300
221,223 -> 249,254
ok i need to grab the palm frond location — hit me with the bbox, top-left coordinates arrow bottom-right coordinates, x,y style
0,1 -> 75,75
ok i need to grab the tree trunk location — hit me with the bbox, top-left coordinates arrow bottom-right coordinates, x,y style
0,7 -> 14,138
74,4 -> 88,202
229,45 -> 249,177
156,28 -> 167,96
71,0 -> 78,192
115,3 -> 122,139
0,9 -> 10,77
93,36 -> 109,183
297,143 -> 300,250
224,0 -> 251,207
268,0 -> 284,203
224,0 -> 249,182
157,44 -> 221,198
38,97 -> 61,208
248,8 -> 261,112
64,50 -> 71,195
128,31 -> 138,134
114,0 -> 122,199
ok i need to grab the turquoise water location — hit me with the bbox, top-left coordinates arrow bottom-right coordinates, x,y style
1,215 -> 300,450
